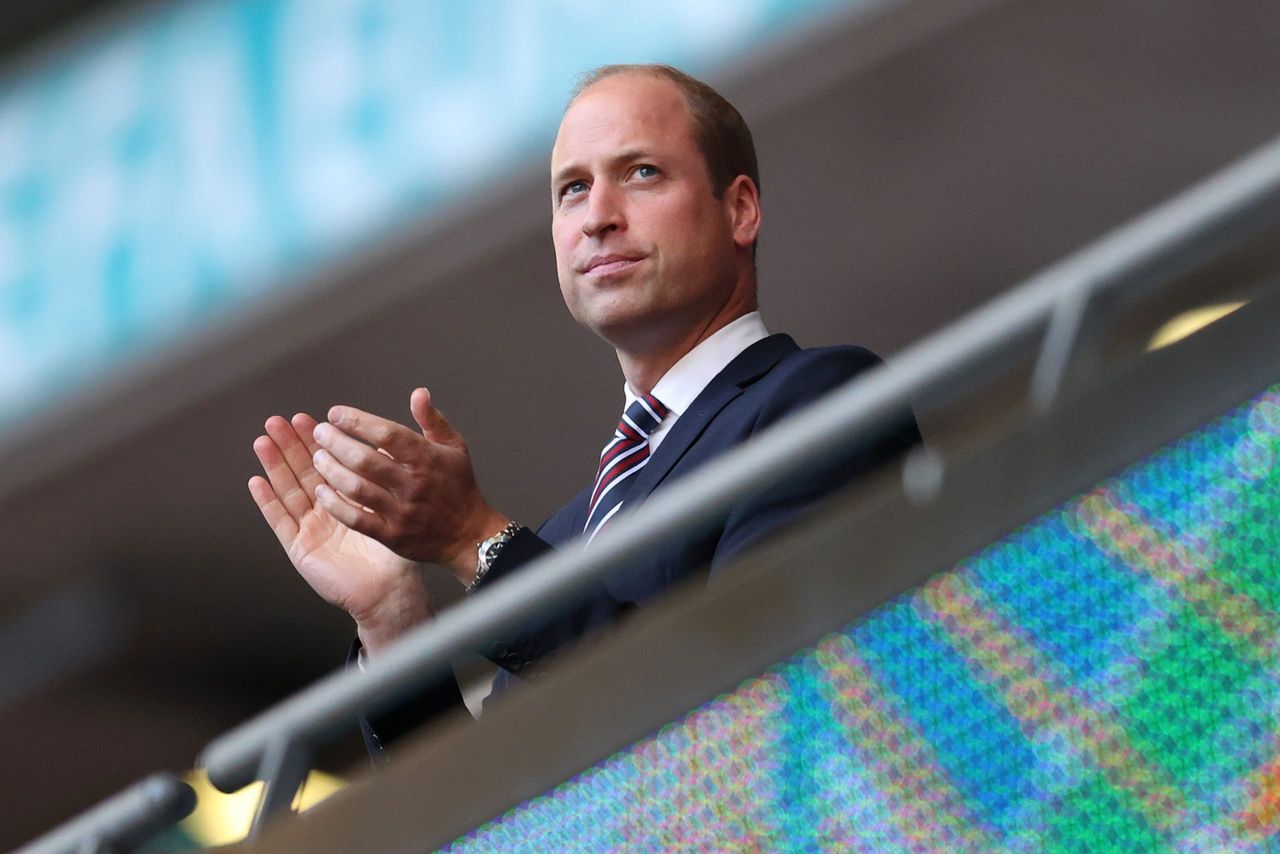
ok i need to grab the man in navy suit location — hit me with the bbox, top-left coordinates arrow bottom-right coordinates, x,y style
248,65 -> 918,729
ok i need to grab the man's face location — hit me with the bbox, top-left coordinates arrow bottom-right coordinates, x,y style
550,74 -> 748,352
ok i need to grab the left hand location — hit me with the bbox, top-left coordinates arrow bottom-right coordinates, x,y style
309,387 -> 510,586
248,413 -> 433,656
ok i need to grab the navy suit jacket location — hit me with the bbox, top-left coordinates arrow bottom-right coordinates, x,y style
362,334 -> 920,752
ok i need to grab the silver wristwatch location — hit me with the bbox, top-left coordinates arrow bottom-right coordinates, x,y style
466,521 -> 523,593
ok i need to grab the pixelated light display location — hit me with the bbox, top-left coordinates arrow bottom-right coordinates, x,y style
447,384 -> 1280,852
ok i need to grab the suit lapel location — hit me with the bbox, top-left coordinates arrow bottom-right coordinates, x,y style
628,334 -> 798,501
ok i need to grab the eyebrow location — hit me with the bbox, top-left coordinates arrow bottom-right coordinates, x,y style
551,148 -> 656,189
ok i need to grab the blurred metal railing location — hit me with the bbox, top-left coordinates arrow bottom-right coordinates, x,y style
197,134 -> 1280,835
15,774 -> 195,854
242,265 -> 1280,852
23,132 -> 1280,851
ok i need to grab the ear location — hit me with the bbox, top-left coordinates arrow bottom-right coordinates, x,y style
723,174 -> 761,250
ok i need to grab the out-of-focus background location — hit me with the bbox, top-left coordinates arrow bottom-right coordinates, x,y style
2,0 -> 1279,848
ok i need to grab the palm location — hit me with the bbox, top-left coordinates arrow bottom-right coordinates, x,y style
288,502 -> 418,618
249,413 -> 428,627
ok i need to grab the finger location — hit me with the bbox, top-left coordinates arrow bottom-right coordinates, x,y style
248,474 -> 300,548
312,445 -> 398,515
312,421 -> 406,487
326,405 -> 425,460
291,412 -> 322,455
291,413 -> 350,502
410,387 -> 461,446
314,482 -> 388,540
282,418 -> 376,516
265,414 -> 327,500
253,431 -> 312,521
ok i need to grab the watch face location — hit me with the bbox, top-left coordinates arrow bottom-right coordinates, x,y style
481,528 -> 514,564
478,524 -> 520,568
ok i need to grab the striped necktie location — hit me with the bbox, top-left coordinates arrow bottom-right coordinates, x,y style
584,392 -> 669,543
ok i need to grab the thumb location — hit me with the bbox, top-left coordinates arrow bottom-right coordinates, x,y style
410,387 -> 460,446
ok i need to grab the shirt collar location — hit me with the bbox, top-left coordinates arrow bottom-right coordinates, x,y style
623,311 -> 770,417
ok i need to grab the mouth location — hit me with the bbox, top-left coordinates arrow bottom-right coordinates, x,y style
581,254 -> 645,277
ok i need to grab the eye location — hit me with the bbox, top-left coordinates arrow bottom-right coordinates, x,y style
556,179 -> 588,206
633,164 -> 659,180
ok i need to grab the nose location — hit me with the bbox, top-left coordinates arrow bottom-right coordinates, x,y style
581,182 -> 624,237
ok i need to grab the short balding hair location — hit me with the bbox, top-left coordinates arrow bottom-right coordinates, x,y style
570,64 -> 760,200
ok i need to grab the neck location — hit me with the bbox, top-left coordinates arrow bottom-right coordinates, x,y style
616,295 -> 757,394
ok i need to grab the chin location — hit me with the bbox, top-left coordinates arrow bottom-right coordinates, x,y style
593,315 -> 685,356
573,296 -> 651,334
584,316 -> 639,345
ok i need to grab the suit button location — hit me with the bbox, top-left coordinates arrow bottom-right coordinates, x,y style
505,655 -> 523,672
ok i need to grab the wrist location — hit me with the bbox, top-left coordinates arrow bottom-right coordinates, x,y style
443,508 -> 512,585
353,573 -> 432,658
466,521 -> 524,593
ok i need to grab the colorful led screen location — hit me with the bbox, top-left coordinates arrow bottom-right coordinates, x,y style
447,384 -> 1280,852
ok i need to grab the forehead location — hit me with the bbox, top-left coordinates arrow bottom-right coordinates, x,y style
551,74 -> 697,172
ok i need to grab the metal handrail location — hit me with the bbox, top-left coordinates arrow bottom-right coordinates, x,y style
198,134 -> 1280,830
15,774 -> 195,854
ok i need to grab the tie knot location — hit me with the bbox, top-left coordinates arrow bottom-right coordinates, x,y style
618,393 -> 669,441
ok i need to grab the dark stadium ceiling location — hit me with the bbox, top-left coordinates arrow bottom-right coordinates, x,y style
0,0 -> 114,60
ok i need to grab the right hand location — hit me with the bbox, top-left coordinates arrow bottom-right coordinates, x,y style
308,388 -> 509,586
249,413 -> 431,656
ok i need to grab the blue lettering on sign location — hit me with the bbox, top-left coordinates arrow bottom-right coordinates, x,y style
0,0 -> 857,427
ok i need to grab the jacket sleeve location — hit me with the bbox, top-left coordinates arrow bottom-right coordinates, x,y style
470,526 -> 632,684
357,525 -> 627,757
352,636 -> 468,762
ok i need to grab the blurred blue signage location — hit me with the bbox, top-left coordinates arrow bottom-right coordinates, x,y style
0,0 -> 855,427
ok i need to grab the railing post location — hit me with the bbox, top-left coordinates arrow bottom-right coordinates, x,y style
249,736 -> 313,837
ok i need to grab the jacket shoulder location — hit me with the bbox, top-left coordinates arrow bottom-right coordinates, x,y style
745,342 -> 885,419
772,342 -> 884,377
